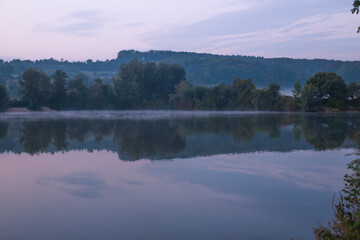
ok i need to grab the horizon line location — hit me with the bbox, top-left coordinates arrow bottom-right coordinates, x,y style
1,49 -> 359,63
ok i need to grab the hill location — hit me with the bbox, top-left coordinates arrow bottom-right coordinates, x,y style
1,50 -> 359,95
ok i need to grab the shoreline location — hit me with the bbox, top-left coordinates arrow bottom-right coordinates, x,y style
4,107 -> 360,114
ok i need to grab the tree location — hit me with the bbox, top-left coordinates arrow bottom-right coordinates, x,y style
89,78 -> 114,109
50,70 -> 68,110
19,68 -> 51,110
292,81 -> 302,111
268,83 -> 281,108
113,60 -> 186,109
169,81 -> 196,110
352,0 -> 360,33
323,74 -> 347,110
142,62 -> 157,101
301,72 -> 347,111
113,59 -> 143,109
66,76 -> 90,109
273,95 -> 297,111
0,84 -> 9,111
252,84 -> 280,110
347,81 -> 360,108
155,63 -> 185,100
301,83 -> 321,112
231,78 -> 255,109
211,84 -> 231,110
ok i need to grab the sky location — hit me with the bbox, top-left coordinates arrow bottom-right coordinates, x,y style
0,0 -> 359,61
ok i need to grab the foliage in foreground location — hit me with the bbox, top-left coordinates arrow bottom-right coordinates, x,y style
314,139 -> 360,239
352,0 -> 360,33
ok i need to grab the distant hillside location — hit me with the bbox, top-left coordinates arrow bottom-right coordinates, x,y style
1,50 -> 359,90
115,50 -> 360,88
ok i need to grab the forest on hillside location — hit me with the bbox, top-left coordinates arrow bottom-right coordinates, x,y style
0,60 -> 359,112
0,50 -> 360,99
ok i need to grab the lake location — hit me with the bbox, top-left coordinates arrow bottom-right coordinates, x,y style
0,111 -> 359,240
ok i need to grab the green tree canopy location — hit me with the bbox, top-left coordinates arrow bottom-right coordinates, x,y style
301,83 -> 321,112
89,78 -> 114,109
66,76 -> 90,110
348,81 -> 360,109
252,83 -> 281,111
232,78 -> 255,109
50,70 -> 68,110
301,72 -> 347,111
113,59 -> 186,109
19,68 -> 51,110
292,81 -> 302,110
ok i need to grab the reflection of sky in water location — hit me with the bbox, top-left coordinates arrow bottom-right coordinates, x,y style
0,149 -> 353,240
37,172 -> 115,199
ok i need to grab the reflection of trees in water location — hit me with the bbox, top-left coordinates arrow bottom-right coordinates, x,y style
91,121 -> 114,142
347,117 -> 360,143
67,121 -> 90,142
0,122 -> 9,141
15,120 -> 186,160
231,117 -> 256,142
20,121 -> 71,154
20,122 -> 53,155
113,120 -> 186,160
300,114 -> 348,150
6,113 -> 360,159
67,120 -> 115,142
52,121 -> 68,151
171,114 -> 299,142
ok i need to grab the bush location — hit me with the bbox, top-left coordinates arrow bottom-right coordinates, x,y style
314,140 -> 360,239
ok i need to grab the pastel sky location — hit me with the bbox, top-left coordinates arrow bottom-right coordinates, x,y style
0,0 -> 359,61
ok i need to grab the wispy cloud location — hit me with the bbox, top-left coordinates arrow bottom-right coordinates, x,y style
140,8 -> 358,59
2,0 -> 358,60
196,11 -> 358,55
34,10 -> 111,37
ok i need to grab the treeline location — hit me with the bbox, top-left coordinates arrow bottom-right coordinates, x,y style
0,60 -> 359,112
1,50 -> 360,90
0,60 -> 185,111
170,72 -> 360,111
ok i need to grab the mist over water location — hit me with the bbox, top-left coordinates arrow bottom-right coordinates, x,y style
0,110 -> 284,121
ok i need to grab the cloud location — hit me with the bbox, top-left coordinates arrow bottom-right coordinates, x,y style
34,10 -> 110,37
33,1 -> 253,39
198,11 -> 359,58
3,0 -> 358,60
140,6 -> 359,60
118,22 -> 142,28
49,23 -> 101,37
67,10 -> 100,21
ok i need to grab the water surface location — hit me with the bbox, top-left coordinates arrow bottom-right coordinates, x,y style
0,111 -> 359,240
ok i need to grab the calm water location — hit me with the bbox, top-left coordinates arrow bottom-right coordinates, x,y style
0,111 -> 359,240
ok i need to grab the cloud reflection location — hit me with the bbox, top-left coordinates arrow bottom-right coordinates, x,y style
37,172 -> 115,199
